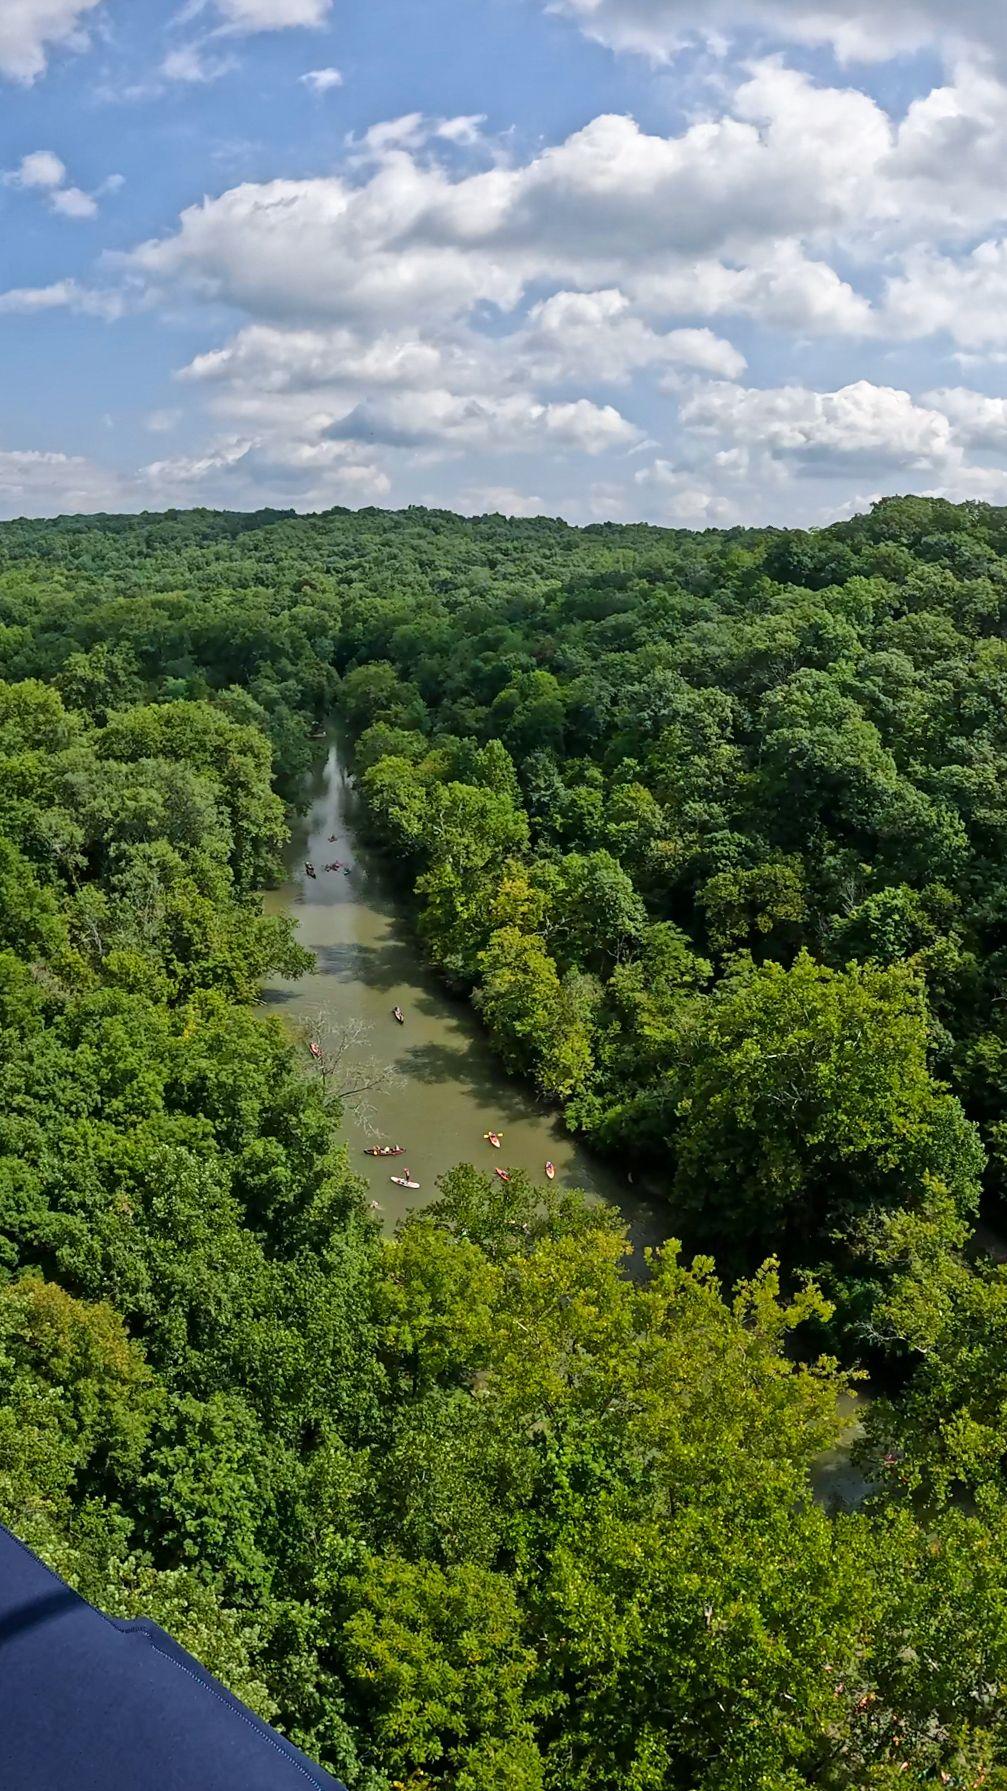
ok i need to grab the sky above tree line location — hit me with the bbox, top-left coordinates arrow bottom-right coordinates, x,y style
3,0 -> 1007,527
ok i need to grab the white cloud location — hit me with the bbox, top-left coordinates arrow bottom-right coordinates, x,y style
163,43 -> 237,83
141,435 -> 390,507
634,461 -> 738,525
5,147 -> 108,219
125,78 -> 890,331
544,0 -> 1007,66
680,378 -> 957,473
8,149 -> 66,188
923,386 -> 1007,449
631,248 -> 873,336
131,61 -> 1007,333
328,389 -> 640,456
300,65 -> 343,92
520,289 -> 747,381
49,184 -> 98,218
885,242 -> 1007,349
0,0 -> 100,83
212,0 -> 333,30
0,278 -> 122,317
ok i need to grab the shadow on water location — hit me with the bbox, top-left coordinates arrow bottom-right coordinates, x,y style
397,1038 -> 550,1123
313,938 -> 416,991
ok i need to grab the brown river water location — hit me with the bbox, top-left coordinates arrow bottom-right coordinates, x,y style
263,741 -> 664,1238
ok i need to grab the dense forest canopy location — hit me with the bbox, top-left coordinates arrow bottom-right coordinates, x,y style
5,497 -> 1007,1786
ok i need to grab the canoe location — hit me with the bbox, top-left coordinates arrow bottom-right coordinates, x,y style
391,1176 -> 420,1190
365,1145 -> 404,1157
545,1161 -> 556,1180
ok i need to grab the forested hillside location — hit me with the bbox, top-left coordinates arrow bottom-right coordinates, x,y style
5,498 -> 1007,1787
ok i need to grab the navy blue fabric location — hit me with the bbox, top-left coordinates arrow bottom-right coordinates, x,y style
0,1523 -> 346,1789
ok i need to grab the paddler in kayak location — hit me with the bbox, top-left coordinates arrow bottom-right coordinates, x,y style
545,1161 -> 556,1180
393,1005 -> 405,1024
495,1167 -> 511,1183
304,861 -> 317,879
484,1131 -> 502,1149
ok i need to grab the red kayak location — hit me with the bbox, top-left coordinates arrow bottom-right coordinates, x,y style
495,1167 -> 511,1183
308,1041 -> 322,1060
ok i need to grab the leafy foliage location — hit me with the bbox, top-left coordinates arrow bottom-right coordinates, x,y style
6,500 -> 1007,1787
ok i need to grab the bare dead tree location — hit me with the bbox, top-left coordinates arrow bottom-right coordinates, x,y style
303,1009 -> 400,1131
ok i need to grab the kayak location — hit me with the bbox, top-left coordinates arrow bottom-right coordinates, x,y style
304,861 -> 317,879
393,1006 -> 405,1024
545,1161 -> 556,1180
308,1041 -> 322,1060
391,1175 -> 420,1190
495,1168 -> 511,1183
484,1131 -> 502,1149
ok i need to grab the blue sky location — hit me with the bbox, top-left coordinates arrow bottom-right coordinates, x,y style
3,0 -> 1007,525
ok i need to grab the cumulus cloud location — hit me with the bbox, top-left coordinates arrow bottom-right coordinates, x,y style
299,66 -> 343,92
4,148 -> 111,219
633,461 -> 739,526
141,436 -> 390,508
124,62 -> 1007,341
7,148 -> 65,188
329,390 -> 639,455
211,0 -> 333,30
519,290 -> 747,381
885,242 -> 1007,349
0,0 -> 100,83
679,378 -> 957,474
923,387 -> 1007,449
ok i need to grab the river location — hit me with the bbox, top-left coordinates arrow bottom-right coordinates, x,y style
263,740 -> 662,1237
